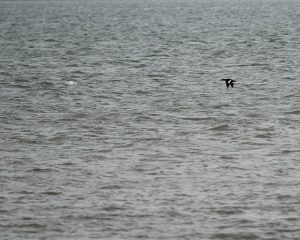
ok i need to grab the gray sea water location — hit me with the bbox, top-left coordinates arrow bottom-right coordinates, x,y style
1,0 -> 300,239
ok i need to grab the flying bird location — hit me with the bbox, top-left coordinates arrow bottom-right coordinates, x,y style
221,79 -> 236,88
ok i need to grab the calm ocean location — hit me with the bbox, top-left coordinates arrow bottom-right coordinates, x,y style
1,0 -> 300,239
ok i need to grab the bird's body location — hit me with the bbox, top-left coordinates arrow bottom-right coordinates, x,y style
221,79 -> 236,88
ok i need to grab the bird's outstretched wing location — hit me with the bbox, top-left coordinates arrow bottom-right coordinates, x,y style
221,79 -> 236,87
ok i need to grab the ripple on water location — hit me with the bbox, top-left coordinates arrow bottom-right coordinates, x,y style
284,110 -> 300,115
211,232 -> 259,240
209,124 -> 231,131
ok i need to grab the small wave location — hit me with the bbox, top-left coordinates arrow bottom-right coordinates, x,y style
281,149 -> 300,154
220,155 -> 236,160
284,110 -> 300,115
246,112 -> 264,118
276,194 -> 295,200
211,104 -> 230,109
212,50 -> 226,56
66,63 -> 79,67
146,73 -> 166,79
284,93 -> 299,98
17,190 -> 34,194
71,70 -> 85,74
102,205 -> 126,212
28,168 -> 55,173
45,38 -> 57,42
283,76 -> 296,80
135,90 -> 150,95
3,223 -> 47,229
15,78 -> 29,83
240,141 -> 271,146
100,185 -> 122,190
211,232 -> 259,240
255,133 -> 272,139
144,53 -> 171,58
59,161 -> 74,166
0,71 -> 12,76
40,191 -> 62,196
213,208 -> 244,215
209,124 -> 230,131
132,63 -> 147,68
181,116 -> 216,121
136,137 -> 164,142
39,81 -> 54,87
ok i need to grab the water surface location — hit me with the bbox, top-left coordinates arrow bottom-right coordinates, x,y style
1,0 -> 300,239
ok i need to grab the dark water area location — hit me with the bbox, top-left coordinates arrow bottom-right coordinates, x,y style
1,0 -> 300,239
